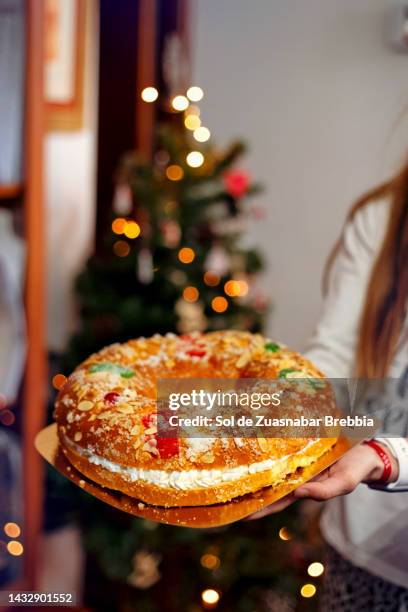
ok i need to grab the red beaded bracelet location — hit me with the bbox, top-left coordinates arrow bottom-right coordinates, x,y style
363,440 -> 393,482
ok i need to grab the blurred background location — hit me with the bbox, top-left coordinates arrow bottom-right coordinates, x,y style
0,0 -> 407,610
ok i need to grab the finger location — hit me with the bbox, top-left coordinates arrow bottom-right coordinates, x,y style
293,470 -> 357,501
244,493 -> 295,520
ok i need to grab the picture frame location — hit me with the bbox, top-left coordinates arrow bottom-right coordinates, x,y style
44,0 -> 86,131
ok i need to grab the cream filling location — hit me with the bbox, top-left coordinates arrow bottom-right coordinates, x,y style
62,434 -> 319,491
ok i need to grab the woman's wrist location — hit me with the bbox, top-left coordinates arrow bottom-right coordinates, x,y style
363,440 -> 399,483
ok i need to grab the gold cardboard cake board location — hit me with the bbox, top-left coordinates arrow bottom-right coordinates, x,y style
35,424 -> 356,528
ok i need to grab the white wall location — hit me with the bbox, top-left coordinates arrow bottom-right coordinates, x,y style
46,0 -> 99,352
192,0 -> 408,349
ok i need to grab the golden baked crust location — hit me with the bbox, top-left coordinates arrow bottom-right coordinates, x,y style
54,331 -> 338,507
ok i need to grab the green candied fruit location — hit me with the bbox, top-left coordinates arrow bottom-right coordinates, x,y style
264,341 -> 280,353
278,367 -> 300,378
308,378 -> 326,390
88,362 -> 135,378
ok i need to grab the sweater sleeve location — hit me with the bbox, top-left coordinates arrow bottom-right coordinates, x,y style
305,200 -> 389,378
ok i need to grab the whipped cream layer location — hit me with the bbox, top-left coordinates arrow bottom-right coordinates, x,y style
62,434 -> 318,491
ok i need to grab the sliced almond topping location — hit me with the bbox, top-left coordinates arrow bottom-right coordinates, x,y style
257,437 -> 269,452
143,442 -> 159,456
118,405 -> 133,414
145,426 -> 157,435
74,432 -> 83,442
133,440 -> 141,450
78,400 -> 93,411
236,352 -> 251,369
201,452 -> 215,464
131,425 -> 141,435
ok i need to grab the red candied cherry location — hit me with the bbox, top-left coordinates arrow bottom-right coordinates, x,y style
104,392 -> 120,404
142,413 -> 157,428
157,437 -> 179,458
186,348 -> 207,358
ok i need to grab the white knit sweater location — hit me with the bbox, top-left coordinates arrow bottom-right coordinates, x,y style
305,198 -> 408,588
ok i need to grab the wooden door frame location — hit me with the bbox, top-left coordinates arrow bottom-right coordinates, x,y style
23,0 -> 46,588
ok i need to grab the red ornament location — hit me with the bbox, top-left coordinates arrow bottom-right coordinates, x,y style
223,170 -> 250,198
157,437 -> 179,458
104,392 -> 120,404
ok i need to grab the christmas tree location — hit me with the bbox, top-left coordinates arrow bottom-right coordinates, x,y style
60,88 -> 324,611
66,97 -> 267,371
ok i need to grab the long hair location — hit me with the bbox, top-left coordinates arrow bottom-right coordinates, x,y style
324,160 -> 408,377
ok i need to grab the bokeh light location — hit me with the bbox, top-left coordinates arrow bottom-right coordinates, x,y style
224,279 -> 248,297
4,523 -> 21,538
183,286 -> 199,302
123,221 -> 141,239
141,87 -> 158,102
300,584 -> 316,598
193,126 -> 211,143
200,553 -> 220,570
112,217 -> 127,234
186,151 -> 204,168
201,588 -> 220,607
0,410 -> 15,426
211,296 -> 228,313
166,165 -> 184,181
52,374 -> 67,390
203,271 -> 220,286
188,105 -> 200,116
171,95 -> 189,111
278,527 -> 292,541
178,247 -> 195,264
113,241 -> 130,257
7,541 -> 23,556
0,393 -> 6,410
187,86 -> 204,102
308,562 -> 324,577
184,114 -> 201,130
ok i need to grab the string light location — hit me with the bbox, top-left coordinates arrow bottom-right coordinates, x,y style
186,151 -> 204,168
307,562 -> 324,577
184,114 -> 201,130
211,296 -> 228,313
201,589 -> 220,607
52,374 -> 67,390
188,105 -> 200,116
113,241 -> 130,257
187,86 -> 204,102
300,584 -> 316,598
183,286 -> 199,302
224,279 -> 248,297
171,95 -> 189,111
203,271 -> 220,286
112,218 -> 127,235
7,541 -> 23,556
124,221 -> 141,239
4,523 -> 21,538
193,126 -> 211,142
166,165 -> 184,181
178,247 -> 195,264
278,527 -> 292,541
141,87 -> 158,103
200,554 -> 220,570
0,411 -> 14,426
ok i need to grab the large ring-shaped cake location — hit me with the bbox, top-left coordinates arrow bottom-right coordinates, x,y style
54,331 -> 337,507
